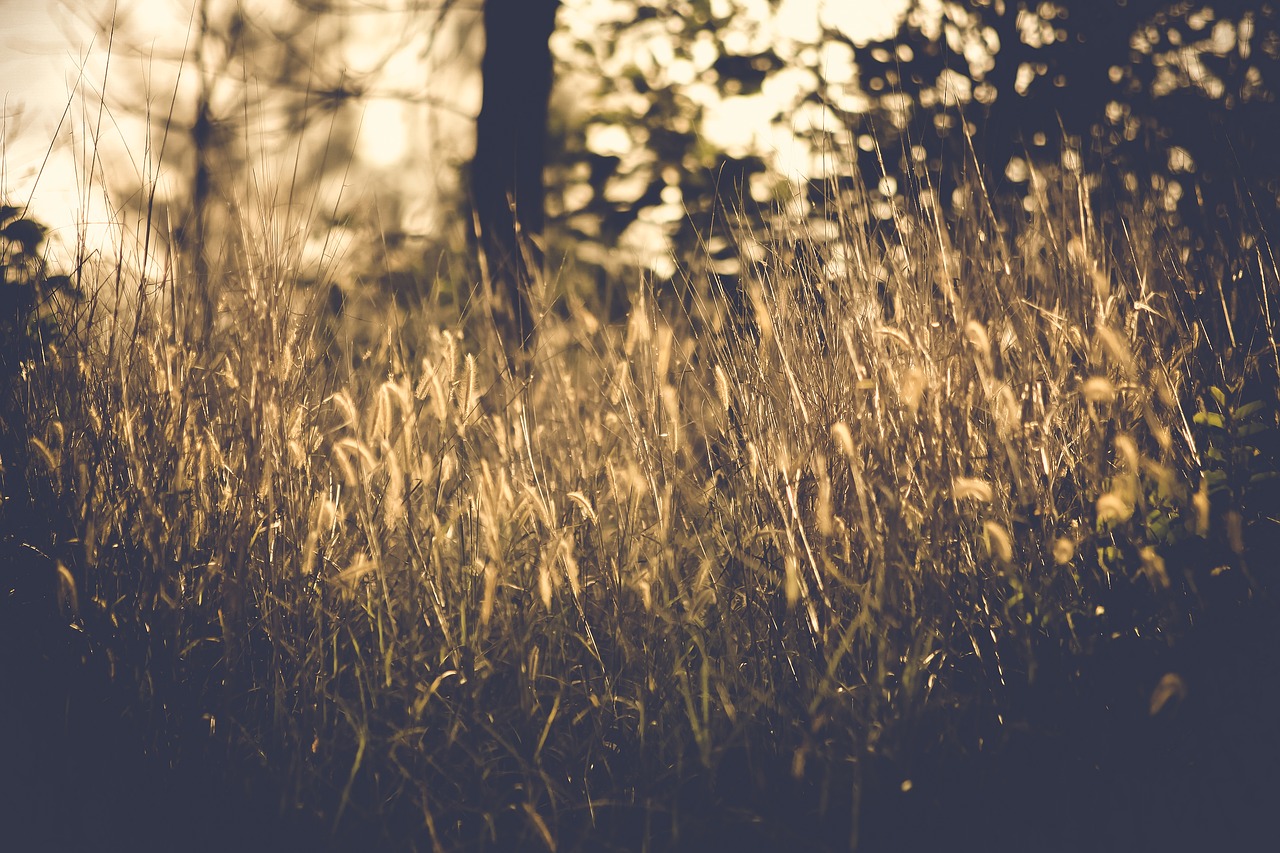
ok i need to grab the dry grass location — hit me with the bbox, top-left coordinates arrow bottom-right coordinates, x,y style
5,153 -> 1278,850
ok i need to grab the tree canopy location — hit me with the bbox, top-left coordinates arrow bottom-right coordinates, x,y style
83,0 -> 1280,297
547,0 -> 1280,283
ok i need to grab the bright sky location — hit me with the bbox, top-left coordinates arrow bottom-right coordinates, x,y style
1,0 -> 909,261
1,2 -> 101,250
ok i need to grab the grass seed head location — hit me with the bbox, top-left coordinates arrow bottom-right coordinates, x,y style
899,367 -> 927,418
994,385 -> 1021,437
382,443 -> 405,531
1091,268 -> 1111,303
336,554 -> 377,590
953,476 -> 994,503
1096,325 -> 1133,372
1193,477 -> 1211,537
538,561 -> 553,610
56,562 -> 78,619
1115,434 -> 1140,471
1083,376 -> 1117,404
566,491 -> 597,524
1096,491 -> 1135,525
714,364 -> 732,413
329,391 -> 358,429
479,562 -> 498,628
784,553 -> 800,607
1140,546 -> 1170,588
964,320 -> 992,367
1052,536 -> 1076,565
1149,672 -> 1188,716
458,353 -> 476,422
982,520 -> 1014,565
830,421 -> 855,460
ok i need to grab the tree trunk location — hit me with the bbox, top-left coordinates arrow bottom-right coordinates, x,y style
472,0 -> 560,357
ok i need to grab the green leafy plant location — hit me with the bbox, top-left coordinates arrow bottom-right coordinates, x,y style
1194,380 -> 1280,576
1196,383 -> 1278,500
0,204 -> 79,372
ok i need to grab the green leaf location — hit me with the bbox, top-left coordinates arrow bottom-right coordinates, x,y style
1210,386 -> 1226,408
1250,471 -> 1279,485
1235,421 -> 1271,440
1235,400 -> 1267,421
1146,509 -> 1171,543
1098,544 -> 1122,566
1194,411 -> 1225,429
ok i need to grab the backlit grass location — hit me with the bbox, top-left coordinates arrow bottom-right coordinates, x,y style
3,154 -> 1277,851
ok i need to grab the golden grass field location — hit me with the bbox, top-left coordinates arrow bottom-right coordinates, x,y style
2,155 -> 1278,850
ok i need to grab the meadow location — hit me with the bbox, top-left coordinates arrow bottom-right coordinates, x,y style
2,150 -> 1278,851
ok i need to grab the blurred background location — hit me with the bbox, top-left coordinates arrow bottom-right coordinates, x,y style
2,1 -> 1276,292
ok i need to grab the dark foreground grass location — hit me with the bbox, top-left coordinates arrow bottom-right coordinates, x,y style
2,160 -> 1278,851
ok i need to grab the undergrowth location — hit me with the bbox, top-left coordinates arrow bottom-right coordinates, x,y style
2,154 -> 1278,852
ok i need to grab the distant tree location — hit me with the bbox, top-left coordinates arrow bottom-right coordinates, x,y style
845,1 -> 1280,242
471,0 -> 560,358
84,0 -> 362,312
545,0 -> 784,317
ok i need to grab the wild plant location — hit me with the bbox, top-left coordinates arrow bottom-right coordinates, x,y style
7,147 -> 1276,850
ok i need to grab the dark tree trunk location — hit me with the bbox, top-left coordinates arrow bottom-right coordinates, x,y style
472,0 -> 560,356
180,0 -> 215,333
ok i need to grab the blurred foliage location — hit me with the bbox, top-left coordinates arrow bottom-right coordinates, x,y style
96,0 -> 371,272
548,0 -> 782,284
88,0 -> 1280,325
0,205 -> 79,374
0,203 -> 82,614
547,0 -> 1280,298
845,1 -> 1280,246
